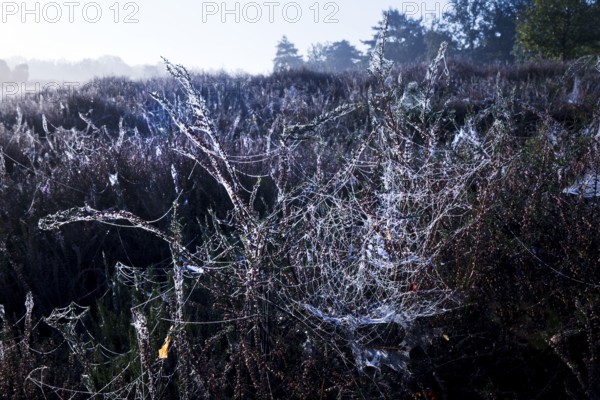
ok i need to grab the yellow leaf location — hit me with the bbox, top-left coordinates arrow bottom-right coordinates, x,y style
158,335 -> 171,359
442,334 -> 450,341
386,229 -> 391,241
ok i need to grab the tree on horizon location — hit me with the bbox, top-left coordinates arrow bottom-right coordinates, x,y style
363,9 -> 427,63
273,36 -> 304,72
443,0 -> 531,62
0,60 -> 10,83
12,64 -> 29,83
307,40 -> 363,72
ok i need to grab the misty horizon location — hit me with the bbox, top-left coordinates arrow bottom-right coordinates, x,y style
0,0 -> 450,75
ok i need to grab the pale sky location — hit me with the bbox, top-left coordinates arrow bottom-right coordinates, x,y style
0,0 -> 451,74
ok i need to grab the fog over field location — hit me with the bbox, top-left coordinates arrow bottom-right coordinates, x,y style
0,0 -> 449,77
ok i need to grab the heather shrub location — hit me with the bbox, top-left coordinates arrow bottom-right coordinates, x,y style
0,39 -> 598,399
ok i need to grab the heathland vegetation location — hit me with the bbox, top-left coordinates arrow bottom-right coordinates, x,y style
1,1 -> 600,399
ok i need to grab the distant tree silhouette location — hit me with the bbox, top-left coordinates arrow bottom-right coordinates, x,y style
443,0 -> 488,56
97,55 -> 133,76
273,36 -> 304,72
424,19 -> 456,61
363,9 -> 427,63
0,60 -> 10,83
478,0 -> 530,62
306,43 -> 327,70
443,0 -> 531,62
11,63 -> 29,83
307,40 -> 362,72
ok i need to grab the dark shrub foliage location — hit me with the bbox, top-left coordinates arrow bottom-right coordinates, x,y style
0,54 -> 599,398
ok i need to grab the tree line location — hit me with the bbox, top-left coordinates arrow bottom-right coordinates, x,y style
0,60 -> 29,84
274,0 -> 600,72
